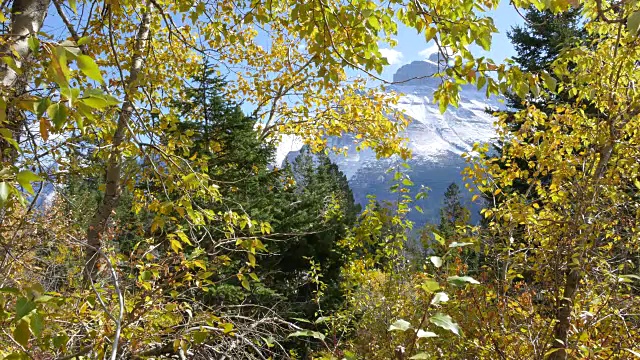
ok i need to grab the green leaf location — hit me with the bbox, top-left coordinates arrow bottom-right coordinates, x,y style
542,72 -> 557,92
52,46 -> 70,86
477,75 -> 486,91
388,319 -> 411,332
431,292 -> 449,305
13,319 -> 31,347
628,11 -> 640,37
169,239 -> 182,253
27,36 -> 40,53
416,329 -> 438,338
433,232 -> 445,246
438,99 -> 447,114
34,97 -> 50,118
176,230 -> 192,245
448,242 -> 473,248
15,297 -> 36,320
0,182 -> 10,206
77,36 -> 90,46
447,275 -> 480,286
76,55 -> 104,83
0,287 -> 19,294
367,16 -> 380,31
422,278 -> 440,293
81,96 -> 109,109
182,173 -> 197,184
402,178 -> 414,186
618,274 -> 640,283
288,330 -> 326,341
0,98 -> 6,124
192,331 -> 208,344
61,40 -> 81,58
74,112 -> 84,130
0,128 -> 18,150
30,312 -> 44,336
544,348 -> 563,357
34,295 -> 53,303
16,170 -> 42,195
139,270 -> 153,281
2,56 -> 22,74
53,334 -> 69,350
3,353 -> 24,360
429,313 -> 460,336
425,27 -> 437,41
260,335 -> 275,348
430,256 -> 442,268
47,103 -> 68,130
103,94 -> 120,105
60,87 -> 80,106
410,353 -> 430,359
241,277 -> 250,290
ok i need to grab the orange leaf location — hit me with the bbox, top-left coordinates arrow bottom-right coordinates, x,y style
39,118 -> 49,141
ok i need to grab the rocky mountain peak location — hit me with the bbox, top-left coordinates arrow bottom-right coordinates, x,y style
277,59 -> 503,223
392,53 -> 447,86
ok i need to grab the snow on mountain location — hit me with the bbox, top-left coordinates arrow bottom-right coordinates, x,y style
278,54 -> 502,224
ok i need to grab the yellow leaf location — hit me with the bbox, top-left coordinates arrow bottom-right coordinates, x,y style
170,239 -> 182,253
176,230 -> 192,245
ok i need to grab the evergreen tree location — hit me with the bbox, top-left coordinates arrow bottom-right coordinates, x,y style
264,147 -> 361,316
506,7 -> 586,110
437,183 -> 469,239
482,8 -> 587,202
509,8 -> 585,73
62,67 -> 361,326
476,8 -> 588,282
168,71 -> 361,325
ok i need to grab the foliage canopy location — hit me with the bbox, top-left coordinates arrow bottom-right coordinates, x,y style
1,0 -> 640,358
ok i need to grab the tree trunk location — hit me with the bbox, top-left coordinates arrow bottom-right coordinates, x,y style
0,0 -> 50,162
84,9 -> 151,281
548,128 -> 612,359
548,267 -> 580,360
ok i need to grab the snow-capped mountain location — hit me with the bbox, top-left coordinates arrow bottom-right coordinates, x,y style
279,53 -> 502,224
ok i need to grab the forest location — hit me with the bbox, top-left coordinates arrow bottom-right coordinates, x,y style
0,0 -> 639,359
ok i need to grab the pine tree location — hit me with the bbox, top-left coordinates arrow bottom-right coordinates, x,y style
483,8 -> 587,201
509,8 -> 585,74
169,72 -> 361,326
64,67 -> 362,329
437,183 -> 469,239
506,7 -> 586,110
264,147 -> 361,314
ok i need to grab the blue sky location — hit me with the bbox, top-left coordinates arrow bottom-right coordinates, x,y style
379,2 -> 524,81
41,1 -> 523,86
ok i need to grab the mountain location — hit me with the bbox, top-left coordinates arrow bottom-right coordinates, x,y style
277,53 -> 502,225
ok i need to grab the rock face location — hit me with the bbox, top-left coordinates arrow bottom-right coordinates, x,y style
393,53 -> 445,86
279,58 -> 502,225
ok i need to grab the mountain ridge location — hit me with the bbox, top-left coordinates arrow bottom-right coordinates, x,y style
278,58 -> 502,223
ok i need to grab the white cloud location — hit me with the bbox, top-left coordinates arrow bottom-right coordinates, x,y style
419,44 -> 459,63
418,43 -> 440,60
379,48 -> 404,65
